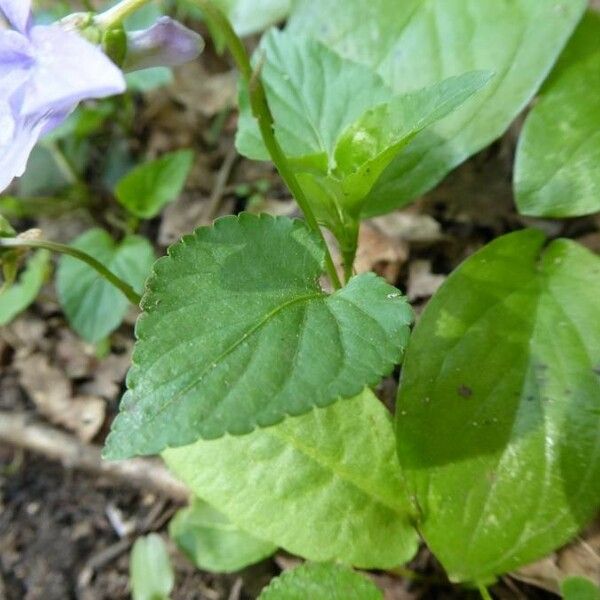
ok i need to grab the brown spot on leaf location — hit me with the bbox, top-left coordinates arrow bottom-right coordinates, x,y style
458,384 -> 473,398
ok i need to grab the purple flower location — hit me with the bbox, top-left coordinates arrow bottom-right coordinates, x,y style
123,16 -> 203,72
0,0 -> 126,192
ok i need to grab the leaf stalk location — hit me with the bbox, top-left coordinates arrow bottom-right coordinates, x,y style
0,238 -> 141,305
192,0 -> 342,290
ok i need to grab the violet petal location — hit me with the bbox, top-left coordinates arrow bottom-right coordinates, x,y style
0,30 -> 33,97
123,17 -> 203,72
0,103 -> 47,191
21,25 -> 126,117
0,0 -> 31,33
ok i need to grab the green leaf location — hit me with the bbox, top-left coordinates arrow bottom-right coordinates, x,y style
289,0 -> 587,216
0,251 -> 50,326
0,215 -> 15,237
515,11 -> 600,217
169,497 -> 276,573
561,576 -> 600,600
211,0 -> 292,36
115,150 -> 194,219
396,229 -> 600,583
104,213 -> 412,459
126,68 -> 173,92
322,71 -> 491,215
164,389 -> 419,569
57,229 -> 155,343
258,562 -> 383,600
130,534 -> 174,600
236,30 -> 392,166
237,30 -> 489,232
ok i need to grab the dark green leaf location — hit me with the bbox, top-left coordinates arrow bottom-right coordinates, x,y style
396,230 -> 600,582
57,229 -> 155,343
105,214 -> 412,458
169,497 -> 276,573
258,562 -> 383,600
289,0 -> 587,215
164,389 -> 419,568
515,11 -> 600,217
0,251 -> 50,325
115,150 -> 194,219
130,534 -> 174,600
561,576 -> 600,600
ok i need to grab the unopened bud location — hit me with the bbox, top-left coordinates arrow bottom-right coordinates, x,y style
122,17 -> 203,72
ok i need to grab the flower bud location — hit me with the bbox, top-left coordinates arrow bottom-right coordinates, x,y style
122,17 -> 203,72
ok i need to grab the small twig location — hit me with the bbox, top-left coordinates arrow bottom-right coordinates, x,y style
228,577 -> 244,600
203,144 -> 238,223
0,411 -> 188,501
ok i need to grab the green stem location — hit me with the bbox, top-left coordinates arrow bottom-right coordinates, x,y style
0,238 -> 141,305
340,218 -> 359,284
95,0 -> 151,27
44,141 -> 81,186
193,0 -> 342,290
478,584 -> 493,600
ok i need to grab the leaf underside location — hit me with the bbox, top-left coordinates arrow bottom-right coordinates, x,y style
169,497 -> 276,573
396,229 -> 600,583
104,213 -> 412,459
164,389 -> 419,569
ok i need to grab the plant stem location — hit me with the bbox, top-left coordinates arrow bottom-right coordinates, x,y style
192,0 -> 342,290
44,141 -> 81,186
478,584 -> 493,600
95,0 -> 151,28
0,238 -> 141,305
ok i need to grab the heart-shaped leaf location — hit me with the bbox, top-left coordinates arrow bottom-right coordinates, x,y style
515,11 -> 600,217
169,497 -> 276,573
258,562 -> 383,600
104,214 -> 412,458
164,389 -> 419,569
57,229 -> 155,343
289,0 -> 586,215
396,229 -> 600,583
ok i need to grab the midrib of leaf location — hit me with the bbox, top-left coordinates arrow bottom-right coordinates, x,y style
410,261 -> 544,567
270,425 -> 408,516
136,290 -> 325,425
